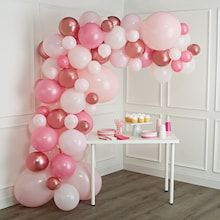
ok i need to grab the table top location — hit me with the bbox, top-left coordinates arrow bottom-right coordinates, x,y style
86,132 -> 180,145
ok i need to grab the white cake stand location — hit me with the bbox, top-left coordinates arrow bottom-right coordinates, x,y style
126,122 -> 152,136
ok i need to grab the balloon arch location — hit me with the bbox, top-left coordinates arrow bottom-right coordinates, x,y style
14,11 -> 200,211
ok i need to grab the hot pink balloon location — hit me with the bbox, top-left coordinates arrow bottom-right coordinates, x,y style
141,12 -> 181,50
181,23 -> 189,35
181,50 -> 192,62
35,79 -> 62,104
78,66 -> 119,103
78,23 -> 104,49
140,46 -> 153,67
57,55 -> 69,69
31,127 -> 58,152
14,169 -> 53,207
76,110 -> 93,134
171,60 -> 183,72
51,153 -> 77,179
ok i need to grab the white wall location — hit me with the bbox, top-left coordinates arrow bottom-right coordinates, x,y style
124,0 -> 220,190
0,0 -> 124,209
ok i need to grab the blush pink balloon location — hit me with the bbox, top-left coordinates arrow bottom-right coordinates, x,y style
110,49 -> 129,68
181,23 -> 189,35
79,11 -> 101,26
35,79 -> 62,104
78,66 -> 119,103
51,153 -> 77,179
78,23 -> 104,49
58,129 -> 87,161
76,110 -> 93,134
140,46 -> 153,67
57,55 -> 69,69
171,60 -> 183,72
14,169 -> 53,207
181,50 -> 192,62
141,12 -> 181,50
36,106 -> 49,117
31,127 -> 58,152
121,14 -> 141,31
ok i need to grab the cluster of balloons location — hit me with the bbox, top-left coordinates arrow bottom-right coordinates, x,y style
14,10 -> 200,212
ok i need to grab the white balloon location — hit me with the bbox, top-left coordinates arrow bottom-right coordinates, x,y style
74,78 -> 89,93
183,58 -> 195,74
126,30 -> 140,42
64,114 -> 79,129
62,36 -> 76,50
110,49 -> 129,68
60,89 -> 86,114
169,48 -> 181,60
104,26 -> 127,50
88,61 -> 101,74
41,58 -> 58,79
121,14 -> 142,30
79,11 -> 101,26
54,184 -> 80,211
174,34 -> 191,51
98,44 -> 111,58
32,114 -> 47,127
68,45 -> 92,69
85,104 -> 97,115
128,58 -> 142,72
151,64 -> 173,84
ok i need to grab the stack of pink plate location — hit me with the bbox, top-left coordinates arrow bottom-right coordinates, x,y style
141,130 -> 157,138
97,129 -> 116,136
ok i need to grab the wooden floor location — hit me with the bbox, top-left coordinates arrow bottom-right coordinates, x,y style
1,170 -> 220,220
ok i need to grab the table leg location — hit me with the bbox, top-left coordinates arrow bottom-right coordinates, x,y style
165,143 -> 169,192
169,143 -> 175,205
91,144 -> 96,206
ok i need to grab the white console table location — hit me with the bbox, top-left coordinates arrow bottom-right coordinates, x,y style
87,132 -> 179,206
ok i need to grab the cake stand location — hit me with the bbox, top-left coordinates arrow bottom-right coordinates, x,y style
126,122 -> 152,136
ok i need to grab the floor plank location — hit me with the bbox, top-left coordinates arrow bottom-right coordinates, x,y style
1,170 -> 220,220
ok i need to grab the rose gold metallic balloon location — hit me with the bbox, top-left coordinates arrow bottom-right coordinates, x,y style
47,109 -> 67,129
124,39 -> 145,58
152,50 -> 171,66
101,20 -> 113,32
58,68 -> 78,88
26,152 -> 49,172
76,120 -> 90,133
91,48 -> 110,64
37,41 -> 49,59
46,177 -> 61,190
187,44 -> 200,56
108,16 -> 121,26
86,92 -> 99,104
59,17 -> 80,38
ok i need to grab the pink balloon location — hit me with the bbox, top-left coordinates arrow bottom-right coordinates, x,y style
181,50 -> 192,62
121,14 -> 141,30
140,46 -> 153,67
78,23 -> 104,49
79,11 -> 101,26
51,153 -> 77,179
35,79 -> 62,104
14,169 -> 53,207
36,106 -> 49,116
57,55 -> 69,69
181,23 -> 189,35
58,129 -> 87,161
141,12 -> 181,50
171,60 -> 183,72
78,66 -> 119,103
31,127 -> 58,152
110,49 -> 129,68
76,110 -> 93,134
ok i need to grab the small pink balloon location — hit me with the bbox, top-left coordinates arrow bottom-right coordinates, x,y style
181,23 -> 189,35
36,106 -> 49,116
51,153 -> 77,179
26,152 -> 49,172
171,60 -> 183,72
140,46 -> 153,67
78,23 -> 104,49
181,50 -> 192,62
76,110 -> 93,134
31,127 -> 58,152
35,79 -> 62,104
57,55 -> 69,69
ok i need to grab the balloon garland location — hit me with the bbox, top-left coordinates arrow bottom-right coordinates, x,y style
14,11 -> 200,211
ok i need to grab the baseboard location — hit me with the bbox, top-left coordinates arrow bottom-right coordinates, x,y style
0,186 -> 17,210
124,163 -> 220,190
98,162 -> 123,176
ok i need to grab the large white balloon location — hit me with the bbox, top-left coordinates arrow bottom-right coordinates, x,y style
60,89 -> 86,114
54,184 -> 80,211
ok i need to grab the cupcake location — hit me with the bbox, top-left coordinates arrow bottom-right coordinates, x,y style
138,115 -> 144,123
131,115 -> 138,123
144,114 -> 151,122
